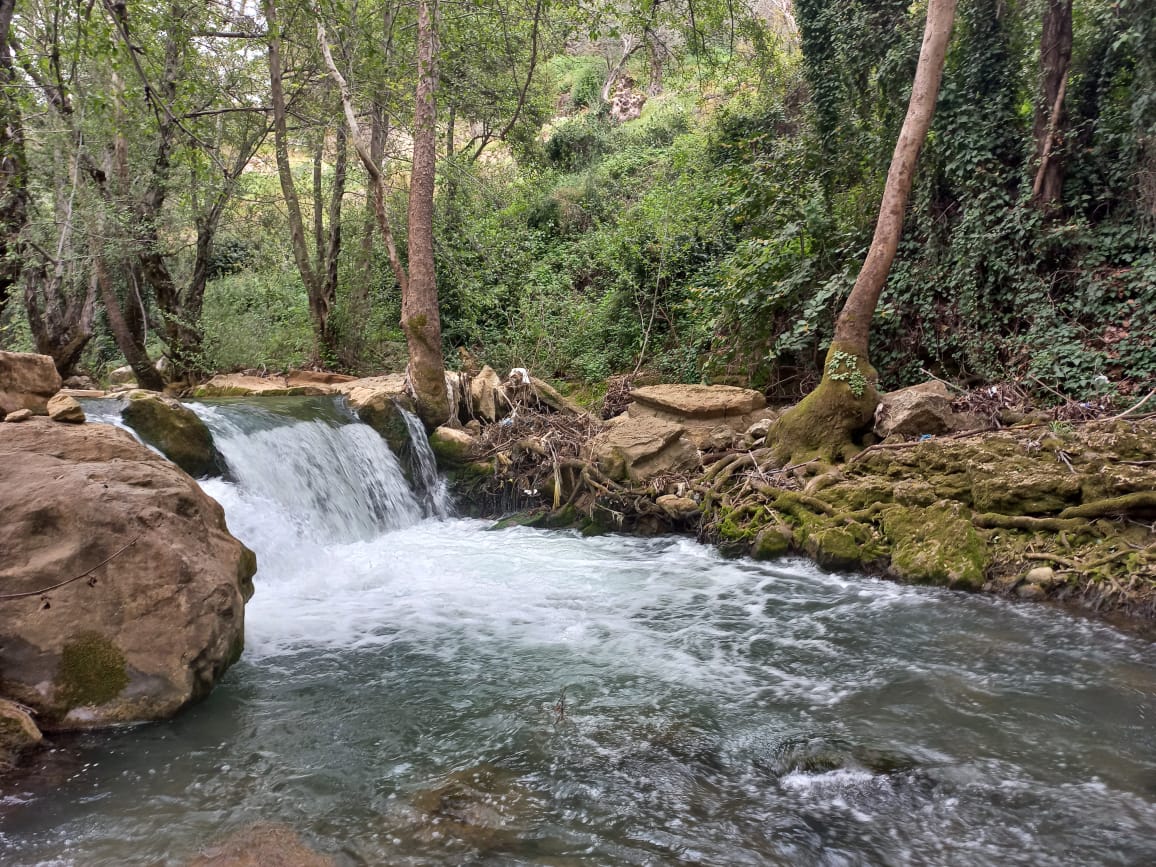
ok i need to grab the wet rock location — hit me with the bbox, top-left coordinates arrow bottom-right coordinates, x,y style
873,381 -> 954,438
431,426 -> 478,468
188,824 -> 335,866
590,415 -> 701,483
0,419 -> 255,729
0,699 -> 43,769
339,374 -> 412,452
469,365 -> 507,423
409,764 -> 537,853
121,391 -> 224,478
47,393 -> 86,424
4,408 -> 32,422
880,501 -> 987,589
0,351 -> 61,416
752,526 -> 791,560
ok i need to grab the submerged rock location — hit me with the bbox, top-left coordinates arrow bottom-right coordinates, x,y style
188,824 -> 335,866
121,391 -> 225,478
409,764 -> 538,853
0,351 -> 61,416
0,419 -> 255,729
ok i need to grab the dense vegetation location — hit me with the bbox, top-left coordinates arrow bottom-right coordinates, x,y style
1,0 -> 1152,406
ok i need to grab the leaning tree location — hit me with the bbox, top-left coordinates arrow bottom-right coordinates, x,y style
769,0 -> 959,463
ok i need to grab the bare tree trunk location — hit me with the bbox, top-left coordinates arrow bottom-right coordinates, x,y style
356,100 -> 388,289
645,28 -> 664,96
403,0 -> 450,428
315,122 -> 347,359
1032,0 -> 1072,210
770,0 -> 958,463
94,247 -> 164,392
601,34 -> 641,104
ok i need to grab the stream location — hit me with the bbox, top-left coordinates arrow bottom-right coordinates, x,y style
3,398 -> 1156,865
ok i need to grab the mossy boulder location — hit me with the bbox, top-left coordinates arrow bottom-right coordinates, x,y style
121,391 -> 225,478
881,502 -> 988,590
0,699 -> 43,769
340,375 -> 413,453
0,419 -> 255,729
431,426 -> 479,469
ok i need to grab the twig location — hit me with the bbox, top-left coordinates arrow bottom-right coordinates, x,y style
1104,388 -> 1156,422
0,537 -> 139,601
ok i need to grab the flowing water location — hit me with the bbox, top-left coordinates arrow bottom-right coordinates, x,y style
4,400 -> 1156,865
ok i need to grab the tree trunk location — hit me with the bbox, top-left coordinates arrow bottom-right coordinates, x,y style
403,0 -> 450,429
0,0 -> 27,323
601,35 -> 641,104
94,250 -> 164,392
315,122 -> 347,360
645,29 -> 664,96
770,0 -> 958,464
1032,0 -> 1072,210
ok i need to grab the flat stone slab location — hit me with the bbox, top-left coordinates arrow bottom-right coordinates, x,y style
630,384 -> 765,419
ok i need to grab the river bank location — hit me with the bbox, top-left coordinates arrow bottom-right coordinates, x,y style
440,386 -> 1156,631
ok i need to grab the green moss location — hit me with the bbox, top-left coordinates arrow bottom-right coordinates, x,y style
881,503 -> 988,590
751,526 -> 791,560
821,478 -> 893,511
768,343 -> 879,465
56,632 -> 129,710
804,526 -> 863,571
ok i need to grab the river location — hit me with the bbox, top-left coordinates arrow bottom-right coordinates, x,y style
3,398 -> 1156,865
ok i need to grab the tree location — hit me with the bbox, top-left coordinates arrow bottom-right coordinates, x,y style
1032,0 -> 1072,209
769,0 -> 958,463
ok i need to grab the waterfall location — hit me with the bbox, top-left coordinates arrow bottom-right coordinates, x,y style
397,404 -> 453,520
192,399 -> 424,542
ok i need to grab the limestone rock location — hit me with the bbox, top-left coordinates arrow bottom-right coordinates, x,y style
339,374 -> 412,453
0,351 -> 61,416
746,417 -> 775,442
0,419 -> 256,729
192,373 -> 335,398
188,825 -> 335,867
873,381 -> 954,438
430,425 -> 478,468
107,365 -> 137,387
590,415 -> 700,483
1025,566 -> 1059,588
48,393 -> 86,424
628,384 -> 770,448
121,391 -> 224,478
469,365 -> 507,423
63,375 -> 96,390
609,75 -> 647,123
631,384 -> 766,418
4,408 -> 32,422
0,699 -> 43,768
656,494 -> 700,522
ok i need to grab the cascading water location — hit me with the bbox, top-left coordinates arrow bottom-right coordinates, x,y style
396,404 -> 453,519
4,398 -> 1156,866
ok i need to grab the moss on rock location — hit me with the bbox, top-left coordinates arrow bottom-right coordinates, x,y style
56,632 -> 129,711
881,502 -> 988,590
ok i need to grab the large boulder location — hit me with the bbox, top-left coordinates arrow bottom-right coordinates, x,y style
337,374 -> 413,453
121,391 -> 225,477
430,425 -> 478,468
873,381 -> 954,438
590,415 -> 700,483
0,351 -> 62,416
627,384 -> 771,449
0,419 -> 255,729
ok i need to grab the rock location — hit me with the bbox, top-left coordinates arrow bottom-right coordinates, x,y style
191,373 -> 334,398
631,384 -> 766,418
339,374 -> 412,453
409,764 -> 537,852
107,364 -> 137,387
121,391 -> 225,478
880,501 -> 987,590
0,351 -> 62,416
285,369 -> 356,386
47,393 -> 86,424
4,408 -> 32,422
590,415 -> 700,483
63,375 -> 96,390
873,381 -> 954,438
656,494 -> 700,522
430,425 -> 478,468
469,365 -> 507,423
0,699 -> 43,768
188,824 -> 335,867
1025,566 -> 1059,588
746,417 -> 775,442
752,526 -> 791,560
60,388 -> 107,399
0,419 -> 256,729
707,425 -> 740,451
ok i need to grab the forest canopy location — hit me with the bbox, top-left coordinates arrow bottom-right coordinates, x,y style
0,0 -> 1152,407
